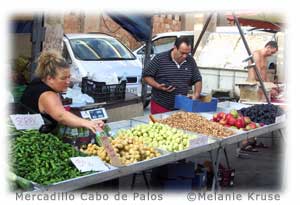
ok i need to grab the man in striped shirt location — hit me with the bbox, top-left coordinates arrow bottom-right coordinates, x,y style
142,37 -> 202,114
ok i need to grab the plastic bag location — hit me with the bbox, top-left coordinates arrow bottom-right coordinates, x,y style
92,72 -> 119,85
64,84 -> 95,106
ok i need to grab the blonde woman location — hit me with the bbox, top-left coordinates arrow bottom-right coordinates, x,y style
21,50 -> 104,133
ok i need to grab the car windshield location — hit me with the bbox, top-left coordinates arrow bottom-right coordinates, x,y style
69,37 -> 135,60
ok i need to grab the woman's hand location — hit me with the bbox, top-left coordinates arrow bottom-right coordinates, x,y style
83,119 -> 105,134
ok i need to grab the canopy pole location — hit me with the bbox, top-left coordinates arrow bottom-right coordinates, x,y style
192,12 -> 214,57
141,16 -> 153,107
232,13 -> 271,103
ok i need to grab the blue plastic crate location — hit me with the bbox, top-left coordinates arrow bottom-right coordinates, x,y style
174,95 -> 218,112
153,162 -> 195,179
162,178 -> 193,191
192,171 -> 207,189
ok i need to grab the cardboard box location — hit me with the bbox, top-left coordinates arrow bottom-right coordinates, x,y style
236,82 -> 276,102
174,95 -> 218,112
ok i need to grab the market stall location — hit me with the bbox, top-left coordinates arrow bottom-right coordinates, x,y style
8,100 -> 286,192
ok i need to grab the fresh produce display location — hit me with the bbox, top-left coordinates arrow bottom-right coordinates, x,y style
81,135 -> 161,165
212,109 -> 264,131
7,171 -> 33,190
116,123 -> 196,152
10,130 -> 86,185
157,112 -> 234,138
239,104 -> 284,125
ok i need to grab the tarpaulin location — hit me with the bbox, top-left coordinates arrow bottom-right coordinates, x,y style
108,13 -> 152,42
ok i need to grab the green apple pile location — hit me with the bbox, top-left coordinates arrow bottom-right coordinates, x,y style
116,123 -> 196,152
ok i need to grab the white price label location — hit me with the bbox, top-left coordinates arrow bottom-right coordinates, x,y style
189,136 -> 209,148
71,156 -> 110,172
10,114 -> 45,130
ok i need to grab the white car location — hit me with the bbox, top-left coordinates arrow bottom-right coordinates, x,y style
62,33 -> 143,96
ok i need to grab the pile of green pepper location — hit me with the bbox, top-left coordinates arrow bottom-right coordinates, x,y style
10,130 -> 86,185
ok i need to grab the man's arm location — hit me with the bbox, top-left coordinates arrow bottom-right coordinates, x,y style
143,76 -> 176,92
143,76 -> 161,89
247,51 -> 260,82
192,81 -> 202,100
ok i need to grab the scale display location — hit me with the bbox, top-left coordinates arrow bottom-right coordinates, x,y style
89,109 -> 104,119
80,108 -> 108,120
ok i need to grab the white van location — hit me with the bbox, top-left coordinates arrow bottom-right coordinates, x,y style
133,29 -> 278,99
133,29 -> 276,69
133,31 -> 194,64
62,33 -> 143,96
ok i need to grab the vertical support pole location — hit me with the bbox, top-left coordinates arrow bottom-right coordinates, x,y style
232,13 -> 271,104
192,13 -> 214,57
30,14 -> 45,80
141,16 -> 153,107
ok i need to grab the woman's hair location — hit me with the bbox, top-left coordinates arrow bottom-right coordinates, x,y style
35,50 -> 69,79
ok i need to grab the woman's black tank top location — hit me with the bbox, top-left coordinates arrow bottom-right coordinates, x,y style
20,78 -> 58,128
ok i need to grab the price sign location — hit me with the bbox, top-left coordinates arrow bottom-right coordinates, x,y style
71,156 -> 110,172
189,136 -> 209,148
10,114 -> 45,130
100,136 -> 123,167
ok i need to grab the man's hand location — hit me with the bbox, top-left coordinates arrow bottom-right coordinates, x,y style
270,88 -> 279,98
192,94 -> 199,100
157,83 -> 176,92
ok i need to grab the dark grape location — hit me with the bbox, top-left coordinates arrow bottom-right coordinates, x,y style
238,104 -> 284,125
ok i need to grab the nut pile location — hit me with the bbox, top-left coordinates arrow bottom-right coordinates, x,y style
81,135 -> 160,165
158,112 -> 234,138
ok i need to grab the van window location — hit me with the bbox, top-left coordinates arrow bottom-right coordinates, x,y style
69,38 -> 136,61
152,36 -> 177,54
137,36 -> 177,55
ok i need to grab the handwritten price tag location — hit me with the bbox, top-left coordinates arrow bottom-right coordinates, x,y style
71,156 -> 110,172
100,136 -> 123,167
10,114 -> 45,130
189,136 -> 209,148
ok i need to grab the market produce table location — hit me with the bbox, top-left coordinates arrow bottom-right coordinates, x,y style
41,142 -> 220,191
131,109 -> 286,190
10,102 -> 286,192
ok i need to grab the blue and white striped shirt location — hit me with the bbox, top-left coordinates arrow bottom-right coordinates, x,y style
142,49 -> 202,109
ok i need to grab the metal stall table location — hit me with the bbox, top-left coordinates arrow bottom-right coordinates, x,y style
31,119 -> 219,191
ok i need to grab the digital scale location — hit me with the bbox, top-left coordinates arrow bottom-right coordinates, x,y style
80,107 -> 108,121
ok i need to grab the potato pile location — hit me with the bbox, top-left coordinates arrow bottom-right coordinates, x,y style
81,135 -> 160,165
158,112 -> 234,138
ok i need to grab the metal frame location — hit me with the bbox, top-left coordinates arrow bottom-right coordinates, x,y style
25,111 -> 285,192
192,12 -> 271,103
30,14 -> 45,80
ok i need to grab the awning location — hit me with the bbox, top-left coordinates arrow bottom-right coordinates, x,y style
108,13 -> 152,42
226,13 -> 283,32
